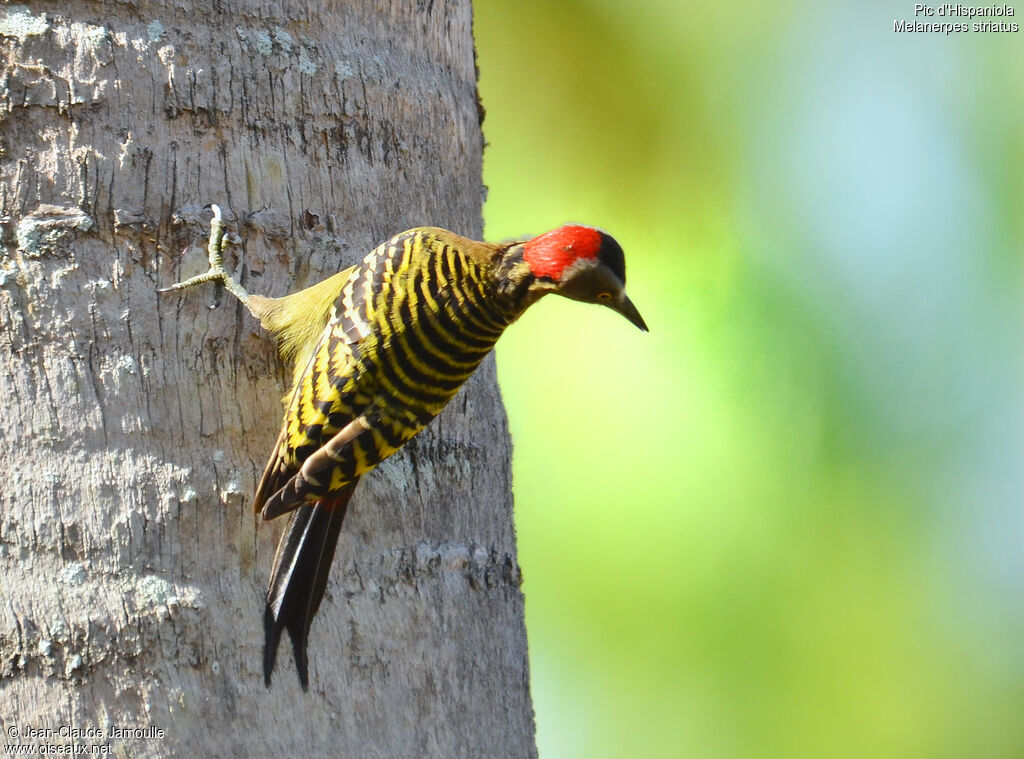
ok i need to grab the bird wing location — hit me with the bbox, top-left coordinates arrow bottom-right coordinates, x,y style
252,244 -> 392,517
252,302 -> 364,516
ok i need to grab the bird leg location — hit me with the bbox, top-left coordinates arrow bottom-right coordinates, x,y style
159,204 -> 259,315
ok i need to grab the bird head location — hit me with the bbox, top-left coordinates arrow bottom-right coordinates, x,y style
522,225 -> 648,331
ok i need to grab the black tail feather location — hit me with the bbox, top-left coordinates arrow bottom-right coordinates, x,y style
263,482 -> 357,689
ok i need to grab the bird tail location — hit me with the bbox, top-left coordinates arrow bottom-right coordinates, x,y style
263,482 -> 357,690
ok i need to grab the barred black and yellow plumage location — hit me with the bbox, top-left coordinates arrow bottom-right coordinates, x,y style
162,208 -> 647,689
252,228 -> 522,522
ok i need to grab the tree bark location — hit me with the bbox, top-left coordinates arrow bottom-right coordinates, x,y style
0,2 -> 536,756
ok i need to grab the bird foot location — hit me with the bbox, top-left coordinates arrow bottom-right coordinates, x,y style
159,204 -> 251,309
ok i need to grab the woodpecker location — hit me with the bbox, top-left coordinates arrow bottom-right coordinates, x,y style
162,206 -> 647,689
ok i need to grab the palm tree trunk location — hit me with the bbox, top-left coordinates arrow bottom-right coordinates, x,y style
0,2 -> 536,755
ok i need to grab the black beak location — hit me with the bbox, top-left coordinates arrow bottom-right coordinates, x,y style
611,293 -> 649,332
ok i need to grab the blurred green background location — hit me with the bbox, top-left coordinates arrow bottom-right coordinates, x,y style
474,1 -> 1024,757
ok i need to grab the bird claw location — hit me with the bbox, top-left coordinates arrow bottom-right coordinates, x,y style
210,281 -> 225,310
159,204 -> 249,309
157,267 -> 229,303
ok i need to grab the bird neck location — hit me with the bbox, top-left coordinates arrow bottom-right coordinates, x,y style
489,242 -> 555,316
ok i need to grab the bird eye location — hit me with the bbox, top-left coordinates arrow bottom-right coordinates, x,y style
597,292 -> 612,301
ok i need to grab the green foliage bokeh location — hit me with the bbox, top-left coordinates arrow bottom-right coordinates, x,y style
475,1 -> 1024,757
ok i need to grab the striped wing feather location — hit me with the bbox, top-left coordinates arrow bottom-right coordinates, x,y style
252,288 -> 364,515
252,237 -> 393,517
